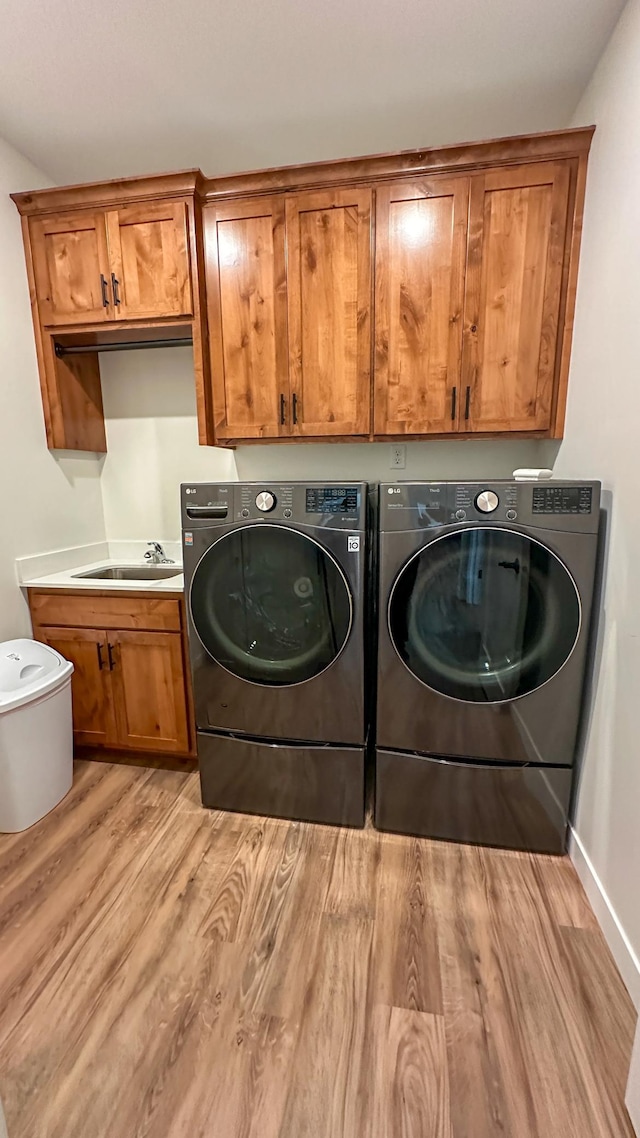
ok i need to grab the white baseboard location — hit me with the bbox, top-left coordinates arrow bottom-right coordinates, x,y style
569,826 -> 640,1009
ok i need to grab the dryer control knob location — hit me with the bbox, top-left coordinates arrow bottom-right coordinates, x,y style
241,508 -> 250,518
455,509 -> 467,521
283,508 -> 293,519
255,491 -> 276,512
475,490 -> 499,513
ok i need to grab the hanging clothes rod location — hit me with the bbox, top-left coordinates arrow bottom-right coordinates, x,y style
55,337 -> 193,358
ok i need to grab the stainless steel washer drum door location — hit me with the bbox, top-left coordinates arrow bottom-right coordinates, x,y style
189,524 -> 353,686
388,527 -> 581,703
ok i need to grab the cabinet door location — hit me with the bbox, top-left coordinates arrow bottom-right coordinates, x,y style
286,188 -> 372,437
30,211 -> 112,326
40,627 -> 116,747
461,162 -> 570,433
374,176 -> 469,435
109,631 -> 190,753
105,200 -> 192,320
205,196 -> 289,440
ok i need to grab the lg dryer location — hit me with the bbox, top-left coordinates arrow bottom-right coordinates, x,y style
376,480 -> 601,853
181,481 -> 368,827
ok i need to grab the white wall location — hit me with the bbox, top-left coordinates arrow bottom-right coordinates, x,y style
99,348 -> 234,542
100,348 -> 554,541
0,137 -> 106,640
554,0 -> 640,1000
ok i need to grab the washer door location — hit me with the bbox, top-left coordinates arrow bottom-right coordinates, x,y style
190,525 -> 353,686
388,527 -> 581,703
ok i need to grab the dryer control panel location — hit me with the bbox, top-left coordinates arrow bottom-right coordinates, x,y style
380,481 -> 601,534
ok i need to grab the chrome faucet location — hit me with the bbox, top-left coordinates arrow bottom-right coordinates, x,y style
144,541 -> 175,565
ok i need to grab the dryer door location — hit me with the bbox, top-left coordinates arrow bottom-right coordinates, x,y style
189,524 -> 353,686
388,527 -> 581,703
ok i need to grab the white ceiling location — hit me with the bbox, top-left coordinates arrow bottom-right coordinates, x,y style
0,0 -> 624,185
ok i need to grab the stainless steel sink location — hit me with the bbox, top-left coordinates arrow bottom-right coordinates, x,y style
72,566 -> 182,582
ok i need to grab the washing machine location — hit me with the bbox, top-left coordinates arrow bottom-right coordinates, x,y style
181,481 -> 368,827
375,480 -> 601,853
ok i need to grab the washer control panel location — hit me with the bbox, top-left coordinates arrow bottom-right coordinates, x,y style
380,481 -> 600,534
181,483 -> 365,528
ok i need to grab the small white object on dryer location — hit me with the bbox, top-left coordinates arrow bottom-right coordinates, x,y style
512,468 -> 554,481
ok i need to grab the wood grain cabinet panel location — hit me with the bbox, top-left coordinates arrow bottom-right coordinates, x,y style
110,631 -> 190,754
40,627 -> 117,747
30,211 -> 112,326
286,188 -> 372,437
374,177 -> 469,436
461,162 -> 571,433
105,200 -> 192,320
205,196 -> 289,440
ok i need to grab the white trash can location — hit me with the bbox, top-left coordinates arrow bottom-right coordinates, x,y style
0,639 -> 74,833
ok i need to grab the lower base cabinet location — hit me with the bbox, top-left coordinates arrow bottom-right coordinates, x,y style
29,591 -> 194,758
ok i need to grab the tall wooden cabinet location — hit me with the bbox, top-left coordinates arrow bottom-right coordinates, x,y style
461,162 -> 571,434
374,176 -> 468,436
205,187 -> 372,441
285,188 -> 371,437
206,196 -> 289,441
12,173 -> 213,452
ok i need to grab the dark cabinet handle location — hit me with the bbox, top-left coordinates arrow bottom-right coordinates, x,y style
96,642 -> 104,671
111,273 -> 120,307
280,393 -> 286,425
464,385 -> 471,421
292,393 -> 298,425
100,274 -> 109,307
107,643 -> 115,671
451,387 -> 457,421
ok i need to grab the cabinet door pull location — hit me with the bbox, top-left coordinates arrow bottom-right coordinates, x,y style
100,274 -> 109,307
292,393 -> 298,425
107,642 -> 115,671
111,273 -> 121,307
464,385 -> 471,421
279,393 -> 286,425
451,387 -> 457,422
96,642 -> 104,671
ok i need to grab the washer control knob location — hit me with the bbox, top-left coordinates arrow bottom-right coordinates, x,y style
506,508 -> 518,521
255,490 -> 276,512
455,509 -> 467,521
283,508 -> 293,519
475,490 -> 499,513
241,508 -> 250,518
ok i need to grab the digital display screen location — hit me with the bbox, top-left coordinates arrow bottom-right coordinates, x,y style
306,487 -> 359,513
532,486 -> 593,515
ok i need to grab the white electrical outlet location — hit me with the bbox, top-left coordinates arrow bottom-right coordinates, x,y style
390,444 -> 406,469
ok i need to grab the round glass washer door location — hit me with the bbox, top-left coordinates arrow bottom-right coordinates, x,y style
189,524 -> 353,686
388,527 -> 581,703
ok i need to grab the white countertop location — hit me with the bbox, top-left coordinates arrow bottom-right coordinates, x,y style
16,541 -> 184,593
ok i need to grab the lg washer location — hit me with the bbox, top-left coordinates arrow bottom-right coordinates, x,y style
181,481 -> 368,827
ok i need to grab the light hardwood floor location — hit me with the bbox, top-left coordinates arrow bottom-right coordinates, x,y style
0,760 -> 636,1137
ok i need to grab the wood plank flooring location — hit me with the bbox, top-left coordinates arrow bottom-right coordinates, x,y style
0,760 -> 636,1138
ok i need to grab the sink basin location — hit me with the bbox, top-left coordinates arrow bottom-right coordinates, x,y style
72,565 -> 182,582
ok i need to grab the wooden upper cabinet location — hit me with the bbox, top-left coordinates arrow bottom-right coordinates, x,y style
30,211 -> 112,326
374,177 -> 469,435
105,200 -> 192,320
286,188 -> 372,437
205,196 -> 289,440
461,162 -> 571,433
